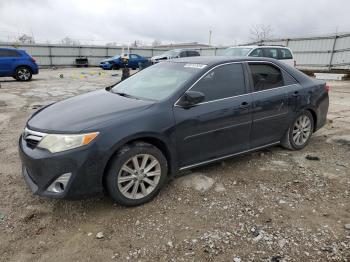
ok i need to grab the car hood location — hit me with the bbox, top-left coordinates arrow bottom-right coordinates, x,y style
27,89 -> 154,133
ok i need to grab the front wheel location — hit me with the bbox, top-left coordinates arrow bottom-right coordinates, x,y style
15,67 -> 32,81
281,110 -> 314,150
105,142 -> 168,206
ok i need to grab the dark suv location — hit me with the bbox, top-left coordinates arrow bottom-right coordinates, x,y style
19,57 -> 329,206
0,48 -> 39,81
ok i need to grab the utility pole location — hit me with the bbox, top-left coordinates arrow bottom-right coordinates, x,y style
208,30 -> 212,46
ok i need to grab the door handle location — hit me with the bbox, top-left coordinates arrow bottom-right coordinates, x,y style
239,101 -> 249,110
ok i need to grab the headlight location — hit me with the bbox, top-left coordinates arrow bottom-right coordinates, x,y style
38,132 -> 99,153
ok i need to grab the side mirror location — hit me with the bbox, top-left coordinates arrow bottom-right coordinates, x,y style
177,91 -> 205,108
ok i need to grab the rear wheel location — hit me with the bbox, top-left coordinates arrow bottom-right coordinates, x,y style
105,142 -> 168,206
281,110 -> 314,150
15,67 -> 32,81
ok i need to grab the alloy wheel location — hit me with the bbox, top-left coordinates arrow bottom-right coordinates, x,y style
17,68 -> 31,81
292,115 -> 312,146
117,154 -> 161,199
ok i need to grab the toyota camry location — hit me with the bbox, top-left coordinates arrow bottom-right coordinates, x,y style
19,57 -> 329,206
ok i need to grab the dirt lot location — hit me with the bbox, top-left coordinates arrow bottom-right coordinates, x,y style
0,68 -> 349,262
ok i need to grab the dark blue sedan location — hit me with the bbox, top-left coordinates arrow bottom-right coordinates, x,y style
19,57 -> 329,206
100,54 -> 148,70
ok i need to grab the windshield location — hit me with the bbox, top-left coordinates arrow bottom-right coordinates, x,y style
224,47 -> 252,56
112,55 -> 121,59
111,62 -> 204,101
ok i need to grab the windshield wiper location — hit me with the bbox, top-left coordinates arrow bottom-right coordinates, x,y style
114,92 -> 140,100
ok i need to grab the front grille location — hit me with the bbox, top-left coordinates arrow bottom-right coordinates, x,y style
23,128 -> 46,149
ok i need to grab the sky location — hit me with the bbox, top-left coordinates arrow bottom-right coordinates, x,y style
0,0 -> 349,46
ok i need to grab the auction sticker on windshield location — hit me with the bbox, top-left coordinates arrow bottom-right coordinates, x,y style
184,63 -> 207,69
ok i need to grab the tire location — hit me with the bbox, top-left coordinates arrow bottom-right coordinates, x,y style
281,110 -> 314,150
105,142 -> 168,206
132,67 -> 137,70
112,64 -> 120,70
15,66 -> 32,81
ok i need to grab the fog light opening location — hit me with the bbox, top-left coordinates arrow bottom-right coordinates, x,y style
55,182 -> 65,192
46,173 -> 72,194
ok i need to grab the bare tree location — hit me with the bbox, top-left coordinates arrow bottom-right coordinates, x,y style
249,24 -> 273,43
152,39 -> 161,47
60,37 -> 80,46
106,42 -> 118,47
17,34 -> 35,44
131,40 -> 143,47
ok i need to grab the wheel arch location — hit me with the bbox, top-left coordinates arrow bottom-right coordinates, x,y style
102,134 -> 176,189
305,108 -> 317,132
13,65 -> 33,77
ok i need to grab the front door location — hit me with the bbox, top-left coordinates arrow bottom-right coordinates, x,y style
173,63 -> 252,168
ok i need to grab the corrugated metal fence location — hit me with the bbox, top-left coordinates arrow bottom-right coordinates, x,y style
1,32 -> 350,71
246,33 -> 350,71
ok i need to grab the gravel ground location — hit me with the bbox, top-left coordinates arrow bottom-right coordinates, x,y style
0,68 -> 349,262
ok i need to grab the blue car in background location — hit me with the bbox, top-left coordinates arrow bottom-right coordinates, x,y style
100,54 -> 148,70
0,48 -> 39,81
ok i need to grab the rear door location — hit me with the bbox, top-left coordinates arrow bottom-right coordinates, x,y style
0,49 -> 20,76
247,62 -> 289,148
128,54 -> 139,68
174,63 -> 252,168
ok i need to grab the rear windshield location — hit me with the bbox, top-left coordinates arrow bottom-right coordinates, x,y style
111,62 -> 205,101
224,47 -> 252,56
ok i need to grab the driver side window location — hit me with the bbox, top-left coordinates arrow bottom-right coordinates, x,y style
191,63 -> 246,102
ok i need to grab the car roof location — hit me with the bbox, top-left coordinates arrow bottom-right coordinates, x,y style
0,47 -> 23,51
169,56 -> 311,84
170,56 -> 280,66
228,45 -> 291,49
168,48 -> 198,52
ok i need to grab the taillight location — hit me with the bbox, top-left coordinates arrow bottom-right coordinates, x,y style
325,84 -> 330,92
30,56 -> 36,63
293,60 -> 296,67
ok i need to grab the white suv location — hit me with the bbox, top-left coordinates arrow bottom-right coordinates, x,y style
224,45 -> 295,67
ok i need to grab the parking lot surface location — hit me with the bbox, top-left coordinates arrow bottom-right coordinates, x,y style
0,68 -> 349,261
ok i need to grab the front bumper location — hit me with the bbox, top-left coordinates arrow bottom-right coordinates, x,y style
18,135 -> 105,199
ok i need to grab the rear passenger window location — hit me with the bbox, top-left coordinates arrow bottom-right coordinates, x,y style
249,48 -> 263,57
188,51 -> 199,57
263,48 -> 278,59
191,63 -> 246,102
283,71 -> 298,85
279,49 -> 293,60
0,49 -> 21,57
179,51 -> 187,57
249,64 -> 284,91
